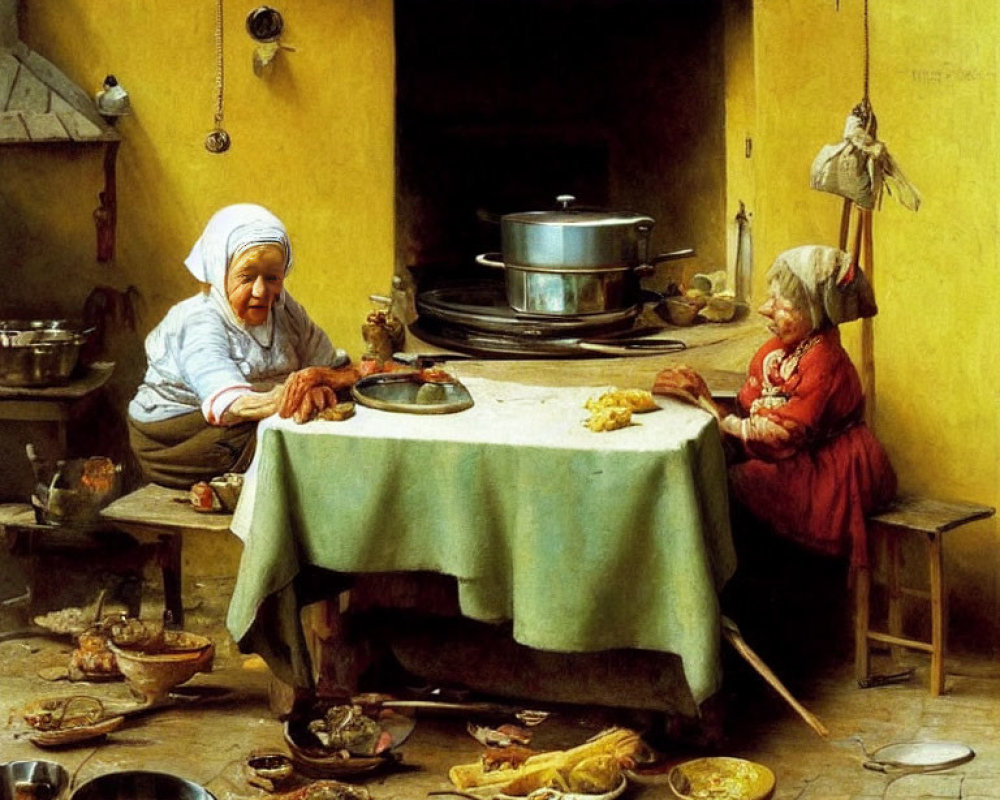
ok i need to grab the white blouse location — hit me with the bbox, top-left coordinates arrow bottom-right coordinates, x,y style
129,291 -> 346,425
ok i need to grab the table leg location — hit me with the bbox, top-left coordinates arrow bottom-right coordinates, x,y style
928,531 -> 945,696
303,596 -> 363,699
886,531 -> 903,664
158,533 -> 184,628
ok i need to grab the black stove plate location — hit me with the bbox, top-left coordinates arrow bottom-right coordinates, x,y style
415,280 -> 640,337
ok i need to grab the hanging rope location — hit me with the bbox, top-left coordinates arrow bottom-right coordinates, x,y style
827,0 -> 878,425
862,0 -> 870,105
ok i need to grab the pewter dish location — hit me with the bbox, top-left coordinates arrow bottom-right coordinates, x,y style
0,760 -> 68,800
415,281 -> 639,336
70,772 -> 216,800
863,740 -> 974,774
351,373 -> 474,414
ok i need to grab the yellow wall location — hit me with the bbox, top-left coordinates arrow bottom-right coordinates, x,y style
5,0 -> 395,368
749,0 -> 999,643
4,1 -> 999,646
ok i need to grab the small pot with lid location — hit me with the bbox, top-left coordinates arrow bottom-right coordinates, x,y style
477,194 -> 693,317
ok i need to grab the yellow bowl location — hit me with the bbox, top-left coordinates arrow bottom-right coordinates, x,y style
668,756 -> 775,800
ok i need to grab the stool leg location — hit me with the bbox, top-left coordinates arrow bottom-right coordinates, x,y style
928,531 -> 945,696
886,531 -> 904,664
855,565 -> 872,685
159,533 -> 184,629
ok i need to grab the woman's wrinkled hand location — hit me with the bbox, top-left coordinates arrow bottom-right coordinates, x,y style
279,365 -> 361,422
652,365 -> 720,419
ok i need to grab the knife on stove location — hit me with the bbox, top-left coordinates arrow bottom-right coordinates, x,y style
572,336 -> 686,355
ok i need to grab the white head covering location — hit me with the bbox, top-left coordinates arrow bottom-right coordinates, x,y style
766,245 -> 877,328
184,203 -> 292,294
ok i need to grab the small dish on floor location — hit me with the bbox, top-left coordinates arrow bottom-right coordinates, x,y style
28,714 -> 125,748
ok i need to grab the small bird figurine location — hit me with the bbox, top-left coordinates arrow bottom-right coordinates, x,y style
96,74 -> 131,117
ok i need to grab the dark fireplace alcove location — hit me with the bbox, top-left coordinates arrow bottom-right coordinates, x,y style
394,0 -> 740,295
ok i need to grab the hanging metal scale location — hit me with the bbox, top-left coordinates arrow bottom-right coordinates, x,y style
206,0 -> 231,153
205,129 -> 231,153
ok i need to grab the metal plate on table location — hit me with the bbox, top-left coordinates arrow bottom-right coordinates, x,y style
351,373 -> 474,414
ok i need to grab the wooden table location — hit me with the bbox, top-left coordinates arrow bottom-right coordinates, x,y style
100,483 -> 233,628
0,361 -> 115,457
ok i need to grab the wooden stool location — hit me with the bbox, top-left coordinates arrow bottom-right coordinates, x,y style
855,496 -> 995,695
100,483 -> 233,628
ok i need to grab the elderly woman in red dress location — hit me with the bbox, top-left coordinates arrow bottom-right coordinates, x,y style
654,245 -> 897,569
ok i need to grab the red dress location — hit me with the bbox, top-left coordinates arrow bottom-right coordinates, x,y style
728,327 -> 897,567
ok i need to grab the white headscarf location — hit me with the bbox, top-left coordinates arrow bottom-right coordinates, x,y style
767,245 -> 877,328
184,203 -> 292,293
183,204 -> 292,342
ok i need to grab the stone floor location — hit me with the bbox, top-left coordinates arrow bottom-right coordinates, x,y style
3,577 -> 1000,800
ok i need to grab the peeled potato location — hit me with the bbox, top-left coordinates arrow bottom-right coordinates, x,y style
585,406 -> 632,432
586,388 -> 659,414
318,402 -> 356,421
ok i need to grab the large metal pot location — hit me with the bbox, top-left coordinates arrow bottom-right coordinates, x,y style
0,320 -> 92,387
476,195 -> 693,316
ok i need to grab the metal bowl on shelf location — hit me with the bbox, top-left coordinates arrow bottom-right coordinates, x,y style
0,319 -> 93,387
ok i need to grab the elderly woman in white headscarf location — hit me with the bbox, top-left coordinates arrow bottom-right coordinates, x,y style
128,203 -> 356,488
653,245 -> 897,568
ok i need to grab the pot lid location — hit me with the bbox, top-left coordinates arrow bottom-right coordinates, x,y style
503,194 -> 653,227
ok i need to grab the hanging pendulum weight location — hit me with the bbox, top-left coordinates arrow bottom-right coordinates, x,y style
205,0 -> 231,153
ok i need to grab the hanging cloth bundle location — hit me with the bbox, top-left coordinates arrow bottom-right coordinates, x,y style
806,0 -> 922,426
810,99 -> 921,211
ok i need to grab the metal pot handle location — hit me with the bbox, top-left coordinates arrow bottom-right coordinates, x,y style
634,247 -> 696,277
475,253 -> 505,269
635,221 -> 654,270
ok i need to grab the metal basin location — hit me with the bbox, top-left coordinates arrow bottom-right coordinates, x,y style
0,320 -> 92,387
0,760 -> 68,800
71,772 -> 215,800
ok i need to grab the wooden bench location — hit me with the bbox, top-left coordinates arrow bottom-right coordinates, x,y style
99,483 -> 234,628
0,501 -> 156,618
855,495 -> 995,696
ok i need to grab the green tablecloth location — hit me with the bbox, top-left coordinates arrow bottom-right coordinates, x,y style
226,377 -> 736,704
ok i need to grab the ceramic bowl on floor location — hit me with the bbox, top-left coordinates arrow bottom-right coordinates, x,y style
667,756 -> 775,800
70,771 -> 215,800
0,760 -> 68,800
107,634 -> 214,705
